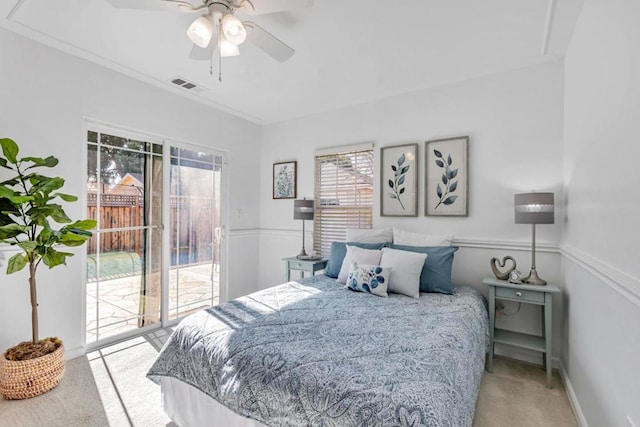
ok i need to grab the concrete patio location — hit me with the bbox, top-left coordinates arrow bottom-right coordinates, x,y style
87,263 -> 219,344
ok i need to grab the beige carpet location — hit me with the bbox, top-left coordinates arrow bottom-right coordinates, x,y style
0,331 -> 578,427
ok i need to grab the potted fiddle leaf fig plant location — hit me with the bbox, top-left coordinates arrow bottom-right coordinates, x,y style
0,137 -> 96,400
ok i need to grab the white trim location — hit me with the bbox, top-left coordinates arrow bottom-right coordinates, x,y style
453,237 -> 559,253
560,244 -> 640,308
229,228 -> 262,237
314,142 -> 374,157
65,345 -> 86,361
558,359 -> 589,427
541,0 -> 556,55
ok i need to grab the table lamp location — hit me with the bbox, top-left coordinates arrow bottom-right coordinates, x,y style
293,199 -> 314,259
514,192 -> 554,285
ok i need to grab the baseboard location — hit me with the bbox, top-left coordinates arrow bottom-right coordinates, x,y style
65,345 -> 85,360
558,360 -> 589,427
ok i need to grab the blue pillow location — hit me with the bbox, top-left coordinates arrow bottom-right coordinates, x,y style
325,241 -> 388,278
389,244 -> 459,294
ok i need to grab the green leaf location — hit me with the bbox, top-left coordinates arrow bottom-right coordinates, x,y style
0,177 -> 19,186
6,253 -> 27,274
31,177 -> 65,195
18,241 -> 38,252
50,207 -> 72,224
22,156 -> 59,169
42,247 -> 73,268
66,219 -> 97,231
0,158 -> 8,169
0,223 -> 29,239
53,193 -> 78,202
0,138 -> 19,164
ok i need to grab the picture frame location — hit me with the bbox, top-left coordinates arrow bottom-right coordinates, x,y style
273,161 -> 297,199
425,136 -> 469,216
380,143 -> 418,217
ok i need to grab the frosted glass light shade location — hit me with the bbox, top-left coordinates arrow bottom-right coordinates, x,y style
187,15 -> 214,48
221,13 -> 247,45
219,33 -> 240,57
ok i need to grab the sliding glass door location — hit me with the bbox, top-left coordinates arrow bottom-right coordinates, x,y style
167,146 -> 223,320
86,126 -> 225,347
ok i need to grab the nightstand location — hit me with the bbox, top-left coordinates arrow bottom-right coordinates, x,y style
283,257 -> 328,281
483,277 -> 560,388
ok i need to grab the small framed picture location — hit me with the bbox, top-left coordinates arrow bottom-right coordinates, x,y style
380,143 -> 418,216
273,161 -> 297,199
425,136 -> 469,216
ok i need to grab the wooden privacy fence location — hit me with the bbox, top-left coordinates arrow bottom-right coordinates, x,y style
87,193 -> 216,266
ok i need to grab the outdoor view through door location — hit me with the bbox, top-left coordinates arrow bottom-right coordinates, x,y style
86,128 -> 223,345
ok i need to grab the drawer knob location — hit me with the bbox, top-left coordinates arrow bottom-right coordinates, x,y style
515,291 -> 522,297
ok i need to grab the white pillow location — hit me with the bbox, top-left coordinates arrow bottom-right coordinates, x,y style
379,247 -> 428,298
346,228 -> 393,244
392,227 -> 453,247
346,262 -> 390,297
337,245 -> 383,284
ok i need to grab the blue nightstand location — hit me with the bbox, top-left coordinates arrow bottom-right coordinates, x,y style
483,277 -> 560,388
283,257 -> 328,281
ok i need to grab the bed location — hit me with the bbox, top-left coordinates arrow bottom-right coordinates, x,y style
148,274 -> 489,426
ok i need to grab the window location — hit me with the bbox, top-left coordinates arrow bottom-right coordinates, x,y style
313,144 -> 374,257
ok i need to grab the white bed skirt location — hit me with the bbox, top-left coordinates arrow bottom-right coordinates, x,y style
161,377 -> 267,427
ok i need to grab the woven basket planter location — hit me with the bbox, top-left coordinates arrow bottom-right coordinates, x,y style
0,343 -> 65,400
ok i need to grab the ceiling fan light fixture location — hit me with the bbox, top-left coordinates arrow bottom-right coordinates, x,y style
187,14 -> 214,48
221,13 -> 247,45
219,32 -> 240,57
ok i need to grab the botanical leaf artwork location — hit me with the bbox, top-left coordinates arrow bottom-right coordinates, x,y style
433,149 -> 459,209
274,164 -> 294,198
388,153 -> 410,210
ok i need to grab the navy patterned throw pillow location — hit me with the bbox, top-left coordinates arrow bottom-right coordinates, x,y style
346,262 -> 391,297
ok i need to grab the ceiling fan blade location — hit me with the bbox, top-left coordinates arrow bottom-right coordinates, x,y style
243,21 -> 294,62
106,0 -> 201,12
239,0 -> 313,15
189,43 -> 215,60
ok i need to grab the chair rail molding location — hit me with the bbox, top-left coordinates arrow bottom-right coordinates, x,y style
560,244 -> 640,308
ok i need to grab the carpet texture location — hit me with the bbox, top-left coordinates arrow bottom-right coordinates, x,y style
0,329 -> 578,427
0,355 -> 108,427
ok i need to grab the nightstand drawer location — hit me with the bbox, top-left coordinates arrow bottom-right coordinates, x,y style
289,261 -> 306,270
496,287 -> 545,304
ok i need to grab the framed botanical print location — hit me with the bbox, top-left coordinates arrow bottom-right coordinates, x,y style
380,143 -> 418,216
425,136 -> 468,216
273,161 -> 297,199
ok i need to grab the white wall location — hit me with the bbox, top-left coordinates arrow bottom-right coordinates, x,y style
562,0 -> 640,425
258,61 -> 566,361
0,28 -> 261,357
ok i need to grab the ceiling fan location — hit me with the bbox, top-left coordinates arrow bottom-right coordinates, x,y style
106,0 -> 313,80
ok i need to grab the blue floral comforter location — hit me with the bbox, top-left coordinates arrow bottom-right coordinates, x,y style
148,275 -> 489,426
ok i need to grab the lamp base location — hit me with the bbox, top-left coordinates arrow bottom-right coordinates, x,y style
524,267 -> 547,286
296,248 -> 308,259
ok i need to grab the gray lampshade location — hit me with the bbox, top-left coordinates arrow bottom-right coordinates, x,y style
514,193 -> 554,224
293,199 -> 314,220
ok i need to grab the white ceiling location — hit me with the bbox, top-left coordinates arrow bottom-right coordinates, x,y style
1,0 -> 583,124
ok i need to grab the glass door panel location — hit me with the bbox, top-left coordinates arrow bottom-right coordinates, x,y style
86,130 -> 163,345
168,147 -> 222,320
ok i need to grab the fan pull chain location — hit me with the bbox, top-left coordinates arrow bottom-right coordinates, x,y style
218,18 -> 223,82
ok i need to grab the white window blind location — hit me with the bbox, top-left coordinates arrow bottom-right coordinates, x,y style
313,147 -> 374,257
